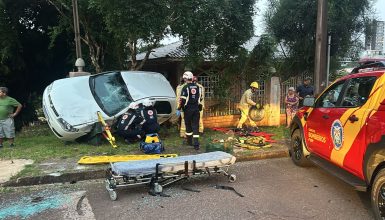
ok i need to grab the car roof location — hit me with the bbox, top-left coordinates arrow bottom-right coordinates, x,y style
350,61 -> 385,74
92,70 -> 161,76
336,70 -> 385,83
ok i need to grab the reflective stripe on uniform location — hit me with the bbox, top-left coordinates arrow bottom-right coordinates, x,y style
198,86 -> 202,104
127,115 -> 136,127
140,110 -> 146,125
193,135 -> 200,138
185,132 -> 193,136
185,87 -> 190,107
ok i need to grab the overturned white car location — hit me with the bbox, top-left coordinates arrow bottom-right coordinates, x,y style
42,71 -> 176,141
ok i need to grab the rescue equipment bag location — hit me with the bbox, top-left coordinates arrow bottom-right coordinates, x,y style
140,141 -> 164,154
139,133 -> 164,154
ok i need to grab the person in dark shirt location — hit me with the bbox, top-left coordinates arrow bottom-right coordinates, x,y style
140,99 -> 160,135
116,102 -> 144,143
296,77 -> 314,107
178,71 -> 203,150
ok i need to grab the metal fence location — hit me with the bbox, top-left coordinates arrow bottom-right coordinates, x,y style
198,75 -> 267,117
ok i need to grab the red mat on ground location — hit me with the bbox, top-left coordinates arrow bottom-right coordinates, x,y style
211,127 -> 277,143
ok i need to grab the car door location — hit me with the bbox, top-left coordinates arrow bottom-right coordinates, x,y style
329,76 -> 377,176
305,80 -> 346,160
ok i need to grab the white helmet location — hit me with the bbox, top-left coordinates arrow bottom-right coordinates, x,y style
142,99 -> 154,107
183,71 -> 193,80
128,102 -> 139,110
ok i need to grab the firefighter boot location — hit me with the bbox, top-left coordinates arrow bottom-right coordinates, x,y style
193,136 -> 200,150
185,135 -> 193,146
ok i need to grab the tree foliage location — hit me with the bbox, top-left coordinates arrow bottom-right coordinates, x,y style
90,0 -> 256,70
0,0 -> 73,127
47,0 -> 126,73
265,0 -> 371,77
172,0 -> 255,63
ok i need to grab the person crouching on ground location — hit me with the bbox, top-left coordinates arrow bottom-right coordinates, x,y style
237,82 -> 259,129
140,99 -> 160,135
0,87 -> 22,149
116,102 -> 143,144
285,87 -> 299,128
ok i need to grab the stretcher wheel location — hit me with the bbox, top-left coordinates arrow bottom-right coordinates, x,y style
109,190 -> 117,201
153,183 -> 163,193
228,174 -> 237,183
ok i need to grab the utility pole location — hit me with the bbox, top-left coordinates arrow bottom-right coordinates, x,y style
326,34 -> 331,87
70,0 -> 88,77
72,0 -> 81,59
314,0 -> 328,95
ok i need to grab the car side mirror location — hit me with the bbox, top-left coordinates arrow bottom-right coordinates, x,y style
303,97 -> 315,107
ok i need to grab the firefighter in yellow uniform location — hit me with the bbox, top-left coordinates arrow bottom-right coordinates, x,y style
193,76 -> 205,133
176,77 -> 186,137
237,82 -> 259,129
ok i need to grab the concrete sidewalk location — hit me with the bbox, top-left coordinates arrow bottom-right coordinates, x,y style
1,144 -> 289,187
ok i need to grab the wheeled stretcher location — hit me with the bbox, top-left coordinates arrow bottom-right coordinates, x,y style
105,151 -> 237,200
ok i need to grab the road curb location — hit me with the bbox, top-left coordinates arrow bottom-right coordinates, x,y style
2,149 -> 289,187
2,170 -> 106,187
236,149 -> 289,162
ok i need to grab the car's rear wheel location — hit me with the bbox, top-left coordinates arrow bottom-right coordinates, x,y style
289,129 -> 310,167
371,169 -> 385,219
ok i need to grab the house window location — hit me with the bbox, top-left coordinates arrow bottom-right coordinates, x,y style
197,74 -> 219,98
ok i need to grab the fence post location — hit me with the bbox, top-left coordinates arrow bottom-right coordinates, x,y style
266,77 -> 281,126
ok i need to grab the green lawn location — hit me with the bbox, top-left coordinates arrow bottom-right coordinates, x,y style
0,123 -> 290,163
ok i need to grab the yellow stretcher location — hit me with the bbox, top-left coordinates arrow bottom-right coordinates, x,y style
78,154 -> 178,164
97,111 -> 117,148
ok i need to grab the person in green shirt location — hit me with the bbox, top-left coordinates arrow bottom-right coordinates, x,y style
0,87 -> 22,148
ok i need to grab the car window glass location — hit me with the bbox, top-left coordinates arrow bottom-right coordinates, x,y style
92,72 -> 132,116
341,76 -> 376,108
316,80 -> 345,108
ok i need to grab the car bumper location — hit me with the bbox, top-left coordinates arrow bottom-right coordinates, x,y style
42,88 -> 90,141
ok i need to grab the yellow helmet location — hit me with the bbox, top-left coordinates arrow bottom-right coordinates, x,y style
250,82 -> 259,89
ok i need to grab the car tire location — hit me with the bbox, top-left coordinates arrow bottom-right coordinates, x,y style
371,169 -> 385,220
289,129 -> 311,167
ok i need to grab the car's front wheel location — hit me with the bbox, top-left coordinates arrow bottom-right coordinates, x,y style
371,169 -> 385,220
289,129 -> 310,167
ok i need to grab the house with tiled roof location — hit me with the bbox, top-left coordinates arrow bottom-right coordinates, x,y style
136,39 -> 283,127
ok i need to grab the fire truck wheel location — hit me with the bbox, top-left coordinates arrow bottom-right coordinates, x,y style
289,129 -> 311,167
371,169 -> 385,220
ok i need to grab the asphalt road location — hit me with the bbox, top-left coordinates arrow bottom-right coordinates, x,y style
0,158 -> 375,220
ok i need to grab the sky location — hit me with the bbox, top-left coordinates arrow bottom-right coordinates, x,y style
374,0 -> 385,53
375,0 -> 385,21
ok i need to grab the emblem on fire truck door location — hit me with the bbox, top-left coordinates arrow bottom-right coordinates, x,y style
331,119 -> 344,150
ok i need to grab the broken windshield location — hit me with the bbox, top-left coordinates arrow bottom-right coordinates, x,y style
90,72 -> 132,116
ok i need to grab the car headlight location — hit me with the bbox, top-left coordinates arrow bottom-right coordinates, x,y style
58,118 -> 79,132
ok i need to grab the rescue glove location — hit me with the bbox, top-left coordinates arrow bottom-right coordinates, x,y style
176,110 -> 181,117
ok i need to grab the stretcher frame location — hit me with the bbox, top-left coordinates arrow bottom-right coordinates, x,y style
105,159 -> 236,201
